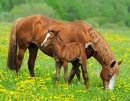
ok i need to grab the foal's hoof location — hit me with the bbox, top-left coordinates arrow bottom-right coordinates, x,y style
84,83 -> 89,89
86,84 -> 89,89
55,80 -> 59,86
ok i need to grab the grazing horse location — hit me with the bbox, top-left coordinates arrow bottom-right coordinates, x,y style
68,28 -> 122,89
41,30 -> 92,87
41,28 -> 122,89
7,14 -> 122,89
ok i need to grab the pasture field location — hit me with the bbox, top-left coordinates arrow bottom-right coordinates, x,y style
0,23 -> 130,101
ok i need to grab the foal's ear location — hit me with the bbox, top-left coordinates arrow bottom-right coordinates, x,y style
54,30 -> 60,36
118,60 -> 123,65
48,29 -> 49,33
110,61 -> 116,68
55,30 -> 60,34
48,29 -> 51,33
84,42 -> 97,51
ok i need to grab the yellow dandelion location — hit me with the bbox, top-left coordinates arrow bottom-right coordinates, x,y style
46,77 -> 52,81
52,70 -> 56,74
9,91 -> 16,95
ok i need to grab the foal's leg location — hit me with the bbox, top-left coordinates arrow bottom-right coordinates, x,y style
55,62 -> 62,83
16,47 -> 27,76
68,60 -> 80,84
63,62 -> 68,84
80,63 -> 89,87
68,67 -> 75,83
79,58 -> 88,88
28,44 -> 38,77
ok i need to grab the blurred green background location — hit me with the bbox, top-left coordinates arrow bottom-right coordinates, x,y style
0,0 -> 130,29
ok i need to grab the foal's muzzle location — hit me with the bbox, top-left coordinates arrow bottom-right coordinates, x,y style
41,44 -> 46,48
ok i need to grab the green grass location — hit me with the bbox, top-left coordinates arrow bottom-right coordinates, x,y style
0,23 -> 130,101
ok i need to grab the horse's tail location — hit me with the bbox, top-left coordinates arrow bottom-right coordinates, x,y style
7,18 -> 23,70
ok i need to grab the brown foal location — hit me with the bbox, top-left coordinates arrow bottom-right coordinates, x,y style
41,30 -> 89,87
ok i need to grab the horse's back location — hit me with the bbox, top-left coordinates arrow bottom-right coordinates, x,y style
16,14 -> 48,30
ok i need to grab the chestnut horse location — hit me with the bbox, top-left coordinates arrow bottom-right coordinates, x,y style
7,14 -> 122,89
67,28 -> 123,89
41,30 -> 89,86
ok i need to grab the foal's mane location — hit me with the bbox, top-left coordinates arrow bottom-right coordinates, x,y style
90,29 -> 116,66
56,34 -> 65,45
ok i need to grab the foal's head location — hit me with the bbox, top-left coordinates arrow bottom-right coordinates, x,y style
100,60 -> 122,89
41,30 -> 60,48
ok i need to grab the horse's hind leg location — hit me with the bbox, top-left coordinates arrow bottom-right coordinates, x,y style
16,47 -> 27,76
28,43 -> 38,77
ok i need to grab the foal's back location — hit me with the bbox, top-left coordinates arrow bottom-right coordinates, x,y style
60,42 -> 86,62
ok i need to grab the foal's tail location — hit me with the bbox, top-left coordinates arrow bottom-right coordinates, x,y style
84,42 -> 97,51
7,18 -> 23,70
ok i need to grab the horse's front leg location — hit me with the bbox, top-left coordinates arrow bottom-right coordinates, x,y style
55,62 -> 62,83
63,61 -> 68,84
28,44 -> 38,77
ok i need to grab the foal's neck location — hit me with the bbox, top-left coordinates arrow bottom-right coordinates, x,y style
52,35 -> 65,54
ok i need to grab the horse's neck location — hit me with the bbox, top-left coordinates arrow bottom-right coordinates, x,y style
50,20 -> 65,31
94,50 -> 115,66
90,29 -> 116,66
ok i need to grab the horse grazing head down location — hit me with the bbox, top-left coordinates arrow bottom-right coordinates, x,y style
100,60 -> 122,89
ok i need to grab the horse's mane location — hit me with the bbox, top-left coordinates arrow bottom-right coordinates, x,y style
90,28 -> 116,66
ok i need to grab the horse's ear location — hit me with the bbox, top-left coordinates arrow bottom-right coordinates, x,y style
110,61 -> 116,68
118,60 -> 123,65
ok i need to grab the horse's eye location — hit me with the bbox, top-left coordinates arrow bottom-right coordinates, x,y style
49,38 -> 52,40
108,73 -> 113,78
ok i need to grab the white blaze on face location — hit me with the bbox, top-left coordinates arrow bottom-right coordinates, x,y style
108,75 -> 115,89
43,33 -> 50,43
41,33 -> 50,46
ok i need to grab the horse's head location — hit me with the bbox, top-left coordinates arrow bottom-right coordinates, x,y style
41,30 -> 60,48
100,60 -> 122,89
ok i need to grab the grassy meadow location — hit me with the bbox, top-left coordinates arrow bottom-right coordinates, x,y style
0,23 -> 130,101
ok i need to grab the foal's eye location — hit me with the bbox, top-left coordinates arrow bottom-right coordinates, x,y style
49,37 -> 52,40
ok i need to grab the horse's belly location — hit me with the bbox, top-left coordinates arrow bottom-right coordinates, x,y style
39,47 -> 53,57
